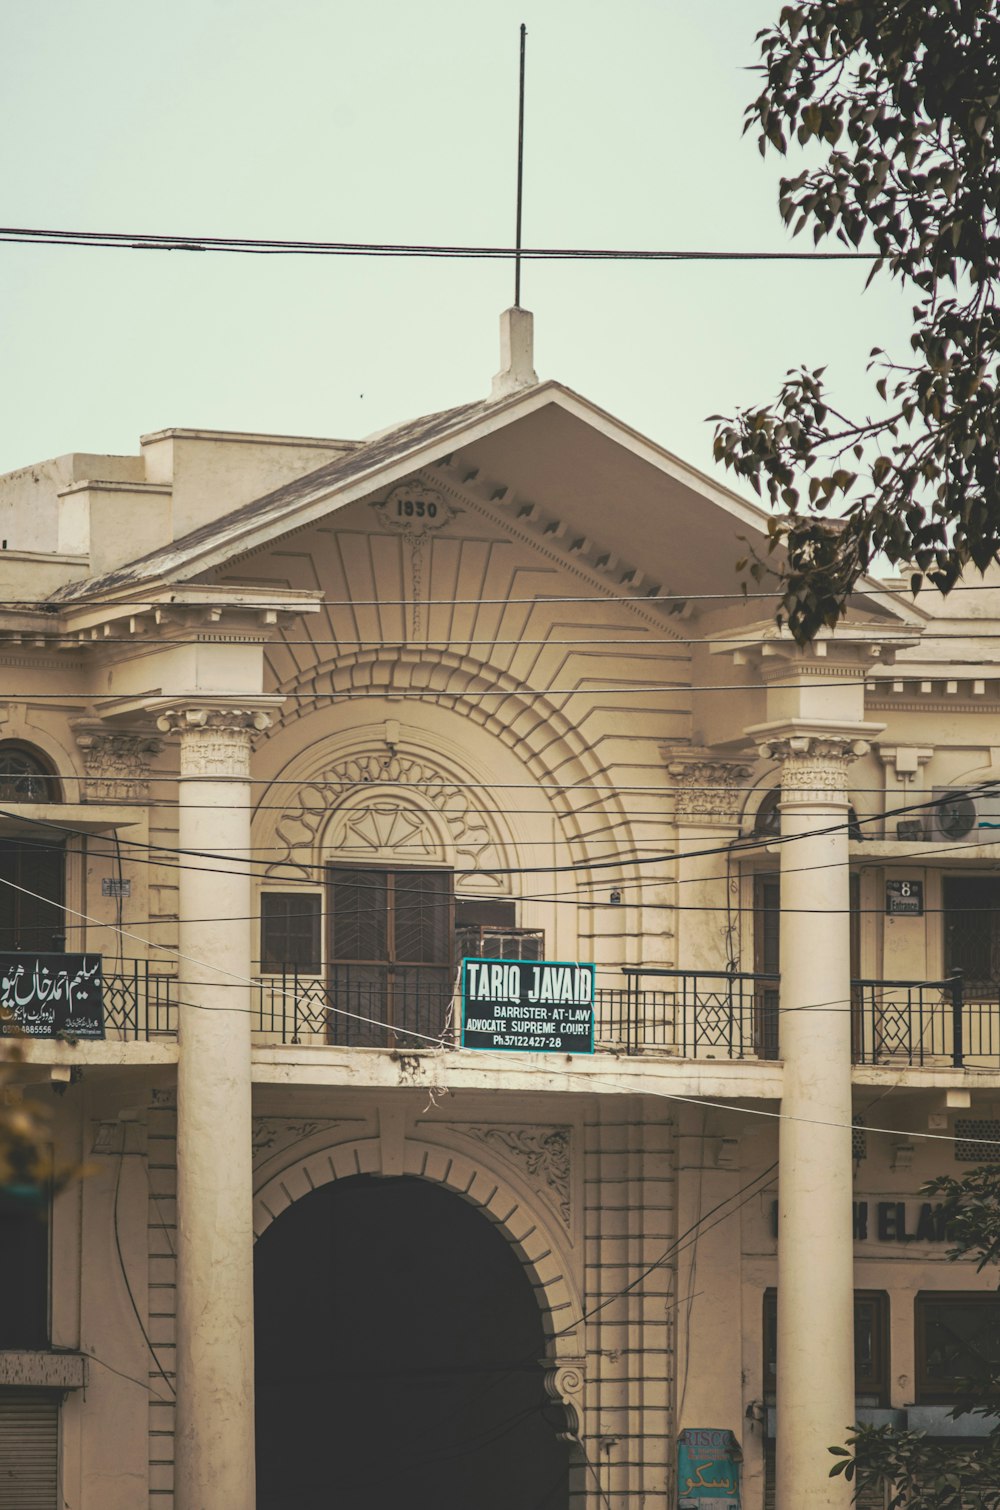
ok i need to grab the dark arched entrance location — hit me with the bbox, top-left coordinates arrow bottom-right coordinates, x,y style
254,1174 -> 570,1510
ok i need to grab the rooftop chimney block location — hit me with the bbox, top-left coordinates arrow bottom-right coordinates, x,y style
491,307 -> 538,400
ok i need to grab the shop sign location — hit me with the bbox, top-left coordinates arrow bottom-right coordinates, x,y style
0,953 -> 104,1039
460,958 -> 594,1053
885,879 -> 923,915
770,1199 -> 950,1243
678,1428 -> 741,1507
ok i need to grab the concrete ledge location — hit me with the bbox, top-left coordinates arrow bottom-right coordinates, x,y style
0,1351 -> 87,1389
906,1406 -> 1000,1438
250,1045 -> 785,1100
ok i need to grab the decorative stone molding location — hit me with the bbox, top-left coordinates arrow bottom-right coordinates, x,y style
876,745 -> 934,780
542,1358 -> 586,1442
74,726 -> 163,802
251,1118 -> 345,1161
458,1124 -> 571,1226
663,749 -> 754,826
157,707 -> 272,779
757,734 -> 869,803
268,748 -> 503,882
369,482 -> 462,636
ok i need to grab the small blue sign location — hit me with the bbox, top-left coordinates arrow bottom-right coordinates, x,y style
461,958 -> 595,1053
678,1428 -> 741,1507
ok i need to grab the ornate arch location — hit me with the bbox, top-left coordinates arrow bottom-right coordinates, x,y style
252,1128 -> 586,1435
259,648 -> 644,897
262,746 -> 512,885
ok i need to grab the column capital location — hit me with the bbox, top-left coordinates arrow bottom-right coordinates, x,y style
662,747 -> 755,826
156,704 -> 274,779
750,721 -> 881,805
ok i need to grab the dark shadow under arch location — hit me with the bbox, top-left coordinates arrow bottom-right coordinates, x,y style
254,1174 -> 569,1510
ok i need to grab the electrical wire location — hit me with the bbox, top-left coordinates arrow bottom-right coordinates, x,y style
25,630 -> 1000,646
0,225 -> 883,261
13,581 -> 1000,614
0,778 -> 990,889
10,852 -> 1000,1127
112,1140 -> 175,1398
0,677 -> 924,697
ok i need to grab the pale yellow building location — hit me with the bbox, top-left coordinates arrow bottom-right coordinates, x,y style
1,311 -> 999,1510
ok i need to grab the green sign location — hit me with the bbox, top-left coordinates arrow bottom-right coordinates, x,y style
460,958 -> 595,1053
678,1429 -> 741,1507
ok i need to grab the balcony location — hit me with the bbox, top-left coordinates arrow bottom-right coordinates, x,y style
95,962 -> 992,1070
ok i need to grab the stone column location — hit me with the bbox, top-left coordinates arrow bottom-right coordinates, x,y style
157,706 -> 271,1510
756,733 -> 868,1510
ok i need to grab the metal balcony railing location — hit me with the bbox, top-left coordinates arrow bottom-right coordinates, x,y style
851,974 -> 992,1067
97,962 -> 996,1069
594,968 -> 780,1059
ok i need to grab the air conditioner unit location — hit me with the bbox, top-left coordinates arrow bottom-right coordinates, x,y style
929,787 -> 1000,841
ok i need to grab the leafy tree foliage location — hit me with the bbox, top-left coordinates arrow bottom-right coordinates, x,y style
713,0 -> 1000,643
0,1044 -> 79,1205
831,1167 -> 1000,1507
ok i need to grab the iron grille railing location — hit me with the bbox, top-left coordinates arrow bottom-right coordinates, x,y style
99,961 -> 1000,1069
256,968 -> 455,1049
851,974 -> 990,1067
102,962 -> 178,1039
594,968 -> 780,1059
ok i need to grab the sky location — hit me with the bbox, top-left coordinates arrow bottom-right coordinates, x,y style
0,0 -> 914,490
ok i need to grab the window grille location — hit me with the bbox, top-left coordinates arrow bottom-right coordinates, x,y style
0,745 -> 57,804
954,1119 -> 1000,1162
455,925 -> 544,962
852,1117 -> 868,1162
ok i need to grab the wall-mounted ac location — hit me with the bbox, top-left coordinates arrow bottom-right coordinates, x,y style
926,787 -> 1000,841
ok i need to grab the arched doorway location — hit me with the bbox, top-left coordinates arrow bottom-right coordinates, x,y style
254,1174 -> 570,1510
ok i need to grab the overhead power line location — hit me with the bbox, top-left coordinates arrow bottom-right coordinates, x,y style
0,224 -> 881,262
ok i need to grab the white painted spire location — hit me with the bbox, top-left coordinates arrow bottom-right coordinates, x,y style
490,306 -> 538,399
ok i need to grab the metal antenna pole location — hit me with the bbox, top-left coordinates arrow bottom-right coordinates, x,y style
514,23 -> 527,308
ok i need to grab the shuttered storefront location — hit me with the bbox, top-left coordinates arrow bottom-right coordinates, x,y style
0,1391 -> 58,1509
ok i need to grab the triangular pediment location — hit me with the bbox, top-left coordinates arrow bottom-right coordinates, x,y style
48,381 -> 922,629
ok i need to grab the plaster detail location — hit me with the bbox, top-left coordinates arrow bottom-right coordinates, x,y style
268,748 -> 503,882
369,481 -> 462,637
458,1124 -> 571,1226
74,727 -> 163,801
157,707 -> 273,778
251,1117 -> 344,1161
664,750 -> 755,825
757,735 -> 868,802
542,1357 -> 586,1442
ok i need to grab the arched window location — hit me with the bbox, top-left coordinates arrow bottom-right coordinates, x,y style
752,788 -> 781,839
0,744 -> 59,803
751,786 -> 864,841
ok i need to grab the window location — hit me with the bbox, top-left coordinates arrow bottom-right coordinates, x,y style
916,1292 -> 1000,1403
260,894 -> 322,974
0,1189 -> 49,1349
944,877 -> 1000,994
328,867 -> 452,1048
764,1289 -> 889,1405
753,871 -> 862,1060
753,788 -> 781,839
0,744 -> 58,804
751,787 -> 863,841
455,898 -> 544,963
0,842 -> 65,952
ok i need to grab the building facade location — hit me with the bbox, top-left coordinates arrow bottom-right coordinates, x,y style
1,314 -> 999,1509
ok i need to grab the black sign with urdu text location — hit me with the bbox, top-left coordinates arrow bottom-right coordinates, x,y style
461,958 -> 595,1053
0,953 -> 104,1039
